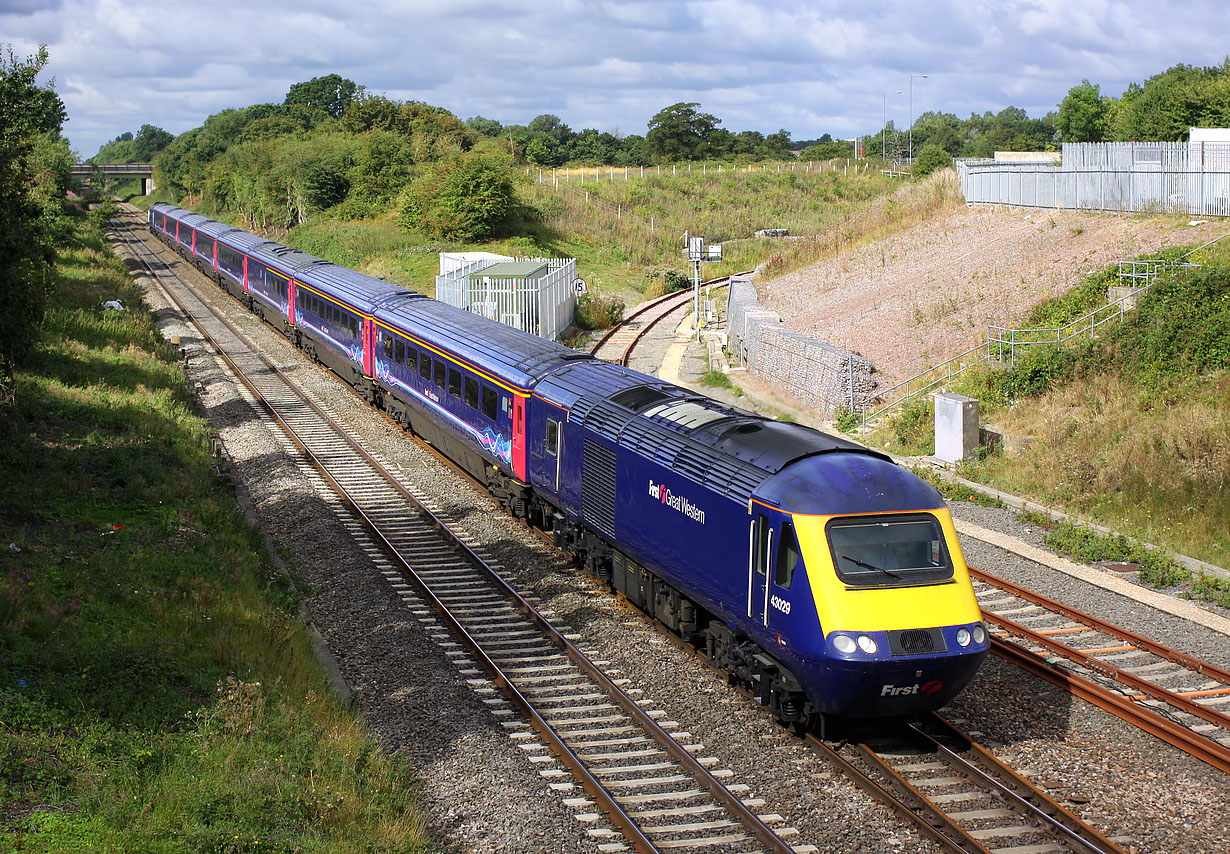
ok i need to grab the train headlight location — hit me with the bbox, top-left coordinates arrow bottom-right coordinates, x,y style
857,635 -> 878,654
956,627 -> 972,647
973,623 -> 986,645
832,634 -> 857,654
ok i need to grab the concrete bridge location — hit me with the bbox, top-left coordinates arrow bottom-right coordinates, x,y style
70,163 -> 156,194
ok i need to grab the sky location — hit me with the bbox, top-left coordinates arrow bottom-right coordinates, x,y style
5,0 -> 1229,159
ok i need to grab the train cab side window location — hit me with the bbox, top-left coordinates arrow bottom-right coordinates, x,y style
775,521 -> 801,590
448,368 -> 461,399
481,385 -> 497,421
419,352 -> 432,380
433,360 -> 445,388
394,339 -> 404,365
753,516 -> 770,576
383,334 -> 393,359
464,377 -> 479,410
545,419 -> 559,456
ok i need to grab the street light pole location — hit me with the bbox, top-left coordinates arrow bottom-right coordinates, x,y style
909,74 -> 927,162
884,90 -> 901,161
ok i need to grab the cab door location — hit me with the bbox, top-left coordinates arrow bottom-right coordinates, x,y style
748,512 -> 772,626
749,513 -> 801,636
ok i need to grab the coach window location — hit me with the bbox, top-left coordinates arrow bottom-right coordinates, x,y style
419,352 -> 432,380
394,338 -> 404,365
448,368 -> 461,399
433,359 -> 445,388
545,419 -> 559,456
774,520 -> 800,590
405,344 -> 416,368
481,385 -> 498,421
464,376 -> 479,410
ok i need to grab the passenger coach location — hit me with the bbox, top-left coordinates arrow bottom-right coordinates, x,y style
149,201 -> 988,728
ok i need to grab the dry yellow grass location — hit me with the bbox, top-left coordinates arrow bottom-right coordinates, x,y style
963,372 -> 1230,567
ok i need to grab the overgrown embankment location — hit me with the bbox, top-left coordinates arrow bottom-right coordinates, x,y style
0,208 -> 428,851
868,239 -> 1230,593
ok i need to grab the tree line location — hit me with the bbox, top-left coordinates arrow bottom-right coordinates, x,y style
1056,60 -> 1230,143
86,60 -> 1230,241
0,44 -> 73,404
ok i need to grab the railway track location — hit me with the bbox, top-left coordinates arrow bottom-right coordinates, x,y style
810,714 -> 1127,854
589,275 -> 739,365
971,568 -> 1230,773
113,211 -> 809,854
113,209 -> 1222,851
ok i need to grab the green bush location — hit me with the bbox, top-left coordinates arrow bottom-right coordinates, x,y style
833,405 -> 860,433
1108,263 -> 1230,381
399,152 -> 515,240
990,344 -> 1083,403
642,267 -> 692,299
913,144 -> 952,176
575,293 -> 625,330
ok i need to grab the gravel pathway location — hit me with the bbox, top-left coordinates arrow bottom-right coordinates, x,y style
121,219 -> 1228,854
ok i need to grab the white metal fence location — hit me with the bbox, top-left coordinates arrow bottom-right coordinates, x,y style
956,142 -> 1230,216
435,256 -> 577,341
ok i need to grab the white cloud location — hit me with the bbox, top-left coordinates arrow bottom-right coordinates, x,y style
6,0 -> 1229,157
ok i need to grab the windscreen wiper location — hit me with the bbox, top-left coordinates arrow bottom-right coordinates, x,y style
840,555 -> 902,579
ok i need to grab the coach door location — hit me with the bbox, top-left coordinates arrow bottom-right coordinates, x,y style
511,394 -> 527,483
748,512 -> 772,627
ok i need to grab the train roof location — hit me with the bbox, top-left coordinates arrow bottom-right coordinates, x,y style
297,264 -> 414,314
756,452 -> 944,516
536,358 -> 897,509
195,219 -> 245,240
377,298 -> 589,391
247,242 -> 326,277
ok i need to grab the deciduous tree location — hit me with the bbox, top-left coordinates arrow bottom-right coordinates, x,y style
1057,80 -> 1110,142
0,44 -> 68,402
644,102 -> 720,163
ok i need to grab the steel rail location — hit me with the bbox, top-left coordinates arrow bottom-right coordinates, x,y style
984,610 -> 1230,731
970,569 -> 1230,773
803,734 -> 976,854
589,272 -> 743,362
989,635 -> 1230,774
914,716 -> 1124,854
806,714 -> 1127,854
114,217 -> 667,853
115,212 -> 797,854
972,568 -> 1230,683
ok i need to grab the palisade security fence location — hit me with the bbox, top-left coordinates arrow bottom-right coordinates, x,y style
436,256 -> 577,341
956,142 -> 1230,216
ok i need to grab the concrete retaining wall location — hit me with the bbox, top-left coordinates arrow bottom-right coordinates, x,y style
725,274 -> 877,416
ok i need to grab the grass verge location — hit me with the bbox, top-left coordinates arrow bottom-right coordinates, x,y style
0,207 -> 429,851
